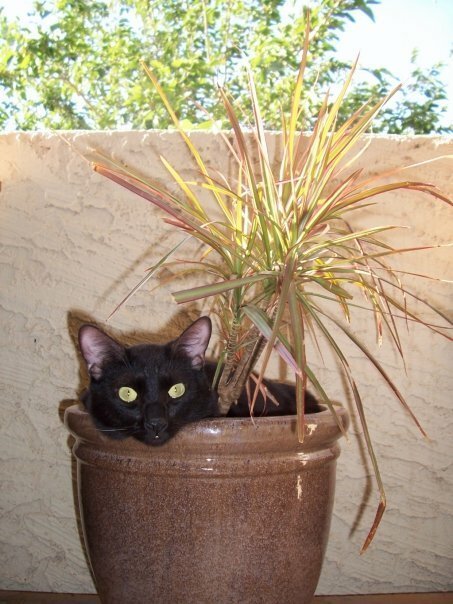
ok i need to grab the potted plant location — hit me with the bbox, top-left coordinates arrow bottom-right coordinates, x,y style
65,23 -> 451,604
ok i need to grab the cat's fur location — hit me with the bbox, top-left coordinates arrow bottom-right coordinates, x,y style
78,316 -> 320,445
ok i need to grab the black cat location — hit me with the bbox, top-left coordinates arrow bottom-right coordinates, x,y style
78,316 -> 319,445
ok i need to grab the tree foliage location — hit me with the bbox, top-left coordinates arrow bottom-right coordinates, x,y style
0,0 -> 450,133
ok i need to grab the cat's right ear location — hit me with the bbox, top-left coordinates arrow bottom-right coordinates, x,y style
78,325 -> 125,380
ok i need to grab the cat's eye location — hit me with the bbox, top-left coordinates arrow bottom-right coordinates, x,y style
118,386 -> 138,403
168,383 -> 186,399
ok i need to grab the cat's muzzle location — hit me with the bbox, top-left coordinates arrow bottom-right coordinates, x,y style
144,418 -> 170,444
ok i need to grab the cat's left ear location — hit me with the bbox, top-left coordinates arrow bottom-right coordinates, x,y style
171,316 -> 212,369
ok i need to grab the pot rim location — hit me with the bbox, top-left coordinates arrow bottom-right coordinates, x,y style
65,402 -> 349,456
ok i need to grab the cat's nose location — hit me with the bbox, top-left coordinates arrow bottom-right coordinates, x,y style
144,418 -> 168,439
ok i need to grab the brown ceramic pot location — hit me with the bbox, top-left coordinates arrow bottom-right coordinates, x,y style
65,404 -> 348,604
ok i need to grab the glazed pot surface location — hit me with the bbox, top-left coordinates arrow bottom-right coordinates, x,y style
66,405 -> 348,604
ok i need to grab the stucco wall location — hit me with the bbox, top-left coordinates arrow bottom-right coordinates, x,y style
0,131 -> 452,595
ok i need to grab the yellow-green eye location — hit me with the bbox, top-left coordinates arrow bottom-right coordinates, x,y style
118,386 -> 138,403
168,383 -> 186,399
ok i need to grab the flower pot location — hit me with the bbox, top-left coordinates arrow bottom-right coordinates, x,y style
65,404 -> 348,604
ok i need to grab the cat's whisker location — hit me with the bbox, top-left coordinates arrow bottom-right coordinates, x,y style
98,426 -> 137,432
121,355 -> 133,371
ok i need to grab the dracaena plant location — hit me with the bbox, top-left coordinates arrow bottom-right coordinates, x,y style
92,27 -> 451,551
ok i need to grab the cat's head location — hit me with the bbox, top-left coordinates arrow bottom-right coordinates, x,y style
78,317 -> 216,445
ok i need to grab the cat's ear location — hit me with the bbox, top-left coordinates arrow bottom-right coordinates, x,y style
171,316 -> 212,370
78,325 -> 125,380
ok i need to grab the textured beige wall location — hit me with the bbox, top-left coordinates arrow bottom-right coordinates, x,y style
0,131 -> 452,595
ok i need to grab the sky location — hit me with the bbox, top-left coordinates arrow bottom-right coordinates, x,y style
334,0 -> 452,113
1,0 -> 452,126
335,0 -> 453,126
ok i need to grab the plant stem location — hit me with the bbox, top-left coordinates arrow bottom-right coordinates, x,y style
217,329 -> 265,414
